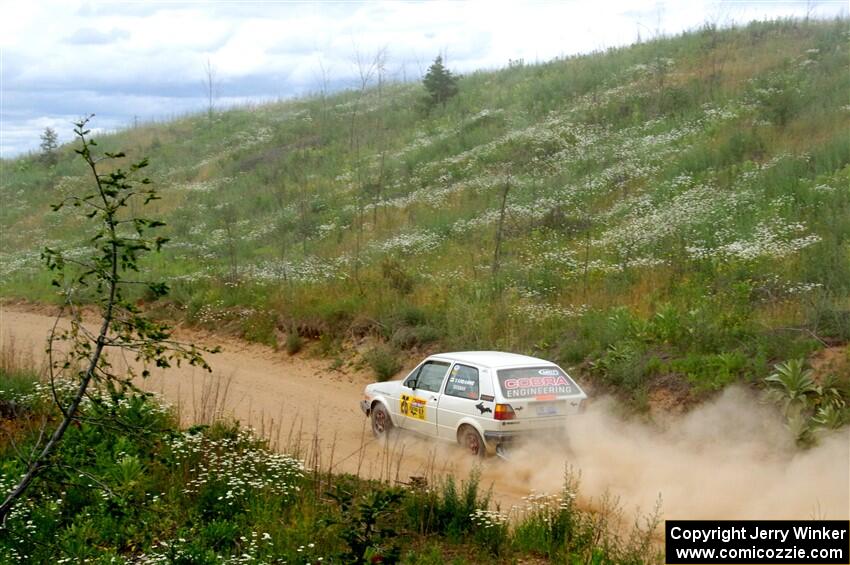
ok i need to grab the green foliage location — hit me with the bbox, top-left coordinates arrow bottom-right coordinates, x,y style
327,482 -> 405,564
392,326 -> 440,349
285,331 -> 303,355
765,359 -> 818,415
422,55 -> 459,110
363,344 -> 403,381
806,296 -> 850,341
0,116 -> 217,525
381,257 -> 415,295
240,309 -> 278,347
403,472 -> 491,542
39,127 -> 59,166
764,358 -> 850,445
43,116 -> 214,386
748,69 -> 803,127
1,366 -> 667,563
671,352 -> 747,392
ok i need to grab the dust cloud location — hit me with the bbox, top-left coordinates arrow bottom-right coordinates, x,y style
494,387 -> 850,520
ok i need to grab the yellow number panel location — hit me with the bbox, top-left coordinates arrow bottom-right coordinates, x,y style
400,394 -> 427,420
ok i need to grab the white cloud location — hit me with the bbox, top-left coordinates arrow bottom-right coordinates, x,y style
1,0 -> 847,156
64,27 -> 130,45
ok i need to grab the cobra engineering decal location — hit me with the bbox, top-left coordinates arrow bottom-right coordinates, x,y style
400,394 -> 427,420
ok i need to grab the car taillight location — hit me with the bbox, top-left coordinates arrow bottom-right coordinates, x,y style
494,404 -> 516,420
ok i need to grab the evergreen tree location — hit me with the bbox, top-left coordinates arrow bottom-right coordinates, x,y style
422,55 -> 458,109
39,127 -> 59,165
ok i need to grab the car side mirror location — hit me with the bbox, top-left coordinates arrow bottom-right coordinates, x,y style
408,379 -> 417,390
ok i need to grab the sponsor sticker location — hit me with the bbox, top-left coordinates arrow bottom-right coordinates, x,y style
400,394 -> 427,420
504,375 -> 570,389
498,367 -> 576,399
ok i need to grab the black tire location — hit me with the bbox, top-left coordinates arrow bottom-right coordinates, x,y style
458,425 -> 486,458
371,403 -> 393,438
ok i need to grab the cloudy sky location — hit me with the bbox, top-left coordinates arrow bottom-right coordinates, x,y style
1,0 -> 846,157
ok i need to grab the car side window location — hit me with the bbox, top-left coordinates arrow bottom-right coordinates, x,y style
413,361 -> 450,393
445,364 -> 480,400
403,367 -> 419,389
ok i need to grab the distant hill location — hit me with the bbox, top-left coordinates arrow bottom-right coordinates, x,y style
2,18 -> 848,408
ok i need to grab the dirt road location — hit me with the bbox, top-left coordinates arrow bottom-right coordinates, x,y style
0,305 -> 508,497
2,305 -> 848,521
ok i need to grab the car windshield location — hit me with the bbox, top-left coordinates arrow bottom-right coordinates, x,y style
497,366 -> 579,399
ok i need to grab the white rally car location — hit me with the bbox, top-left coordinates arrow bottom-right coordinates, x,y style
359,351 -> 586,457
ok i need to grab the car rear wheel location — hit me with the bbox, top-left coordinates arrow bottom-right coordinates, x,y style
371,403 -> 393,438
458,425 -> 486,458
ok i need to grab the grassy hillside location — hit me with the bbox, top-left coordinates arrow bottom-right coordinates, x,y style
2,19 -> 849,407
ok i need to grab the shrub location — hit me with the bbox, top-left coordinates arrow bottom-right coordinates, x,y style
672,352 -> 747,392
318,333 -> 342,356
241,309 -> 278,347
590,341 -> 651,394
363,345 -> 402,381
390,326 -> 440,350
381,258 -> 415,295
285,332 -> 303,355
399,305 -> 428,327
404,473 -> 490,540
806,297 -> 850,341
512,469 -> 662,562
327,484 -> 405,564
765,358 -> 850,445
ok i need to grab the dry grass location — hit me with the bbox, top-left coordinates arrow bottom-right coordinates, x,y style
0,335 -> 39,378
191,371 -> 234,425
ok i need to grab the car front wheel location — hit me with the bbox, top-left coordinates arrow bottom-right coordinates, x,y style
458,425 -> 486,458
371,403 -> 393,438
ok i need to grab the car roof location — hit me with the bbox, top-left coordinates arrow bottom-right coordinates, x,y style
429,351 -> 557,369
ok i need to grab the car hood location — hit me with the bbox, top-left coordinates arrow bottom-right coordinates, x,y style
365,380 -> 403,395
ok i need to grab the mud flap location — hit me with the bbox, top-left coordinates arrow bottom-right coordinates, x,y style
495,443 -> 511,461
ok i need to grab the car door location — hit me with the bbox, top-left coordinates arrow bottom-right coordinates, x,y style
396,359 -> 450,438
436,363 -> 487,441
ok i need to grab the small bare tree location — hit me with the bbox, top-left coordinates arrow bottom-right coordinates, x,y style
804,0 -> 819,22
203,57 -> 219,123
491,172 -> 512,287
347,46 -> 388,288
0,116 -> 215,525
348,45 -> 385,152
315,56 -> 333,141
701,5 -> 732,98
215,202 -> 240,281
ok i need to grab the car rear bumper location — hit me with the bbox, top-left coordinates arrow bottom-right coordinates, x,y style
483,427 -> 567,445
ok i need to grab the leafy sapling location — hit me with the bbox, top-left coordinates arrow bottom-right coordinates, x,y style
0,115 -> 217,526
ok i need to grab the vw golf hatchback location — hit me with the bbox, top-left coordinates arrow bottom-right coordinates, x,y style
360,351 -> 587,457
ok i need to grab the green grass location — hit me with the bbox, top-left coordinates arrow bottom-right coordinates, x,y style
1,18 -> 849,407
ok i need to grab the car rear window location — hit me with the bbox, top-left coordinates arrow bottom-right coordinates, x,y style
497,366 -> 578,399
